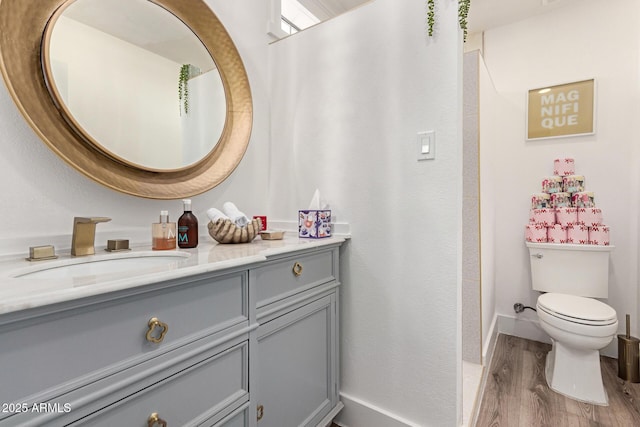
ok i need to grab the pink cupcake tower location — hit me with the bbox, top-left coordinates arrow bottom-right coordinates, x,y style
526,158 -> 610,246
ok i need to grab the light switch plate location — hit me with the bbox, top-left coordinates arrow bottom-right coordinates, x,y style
417,131 -> 435,161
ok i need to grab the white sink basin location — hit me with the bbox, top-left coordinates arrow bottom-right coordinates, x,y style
14,251 -> 191,279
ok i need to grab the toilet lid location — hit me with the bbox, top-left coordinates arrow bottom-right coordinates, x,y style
537,293 -> 617,325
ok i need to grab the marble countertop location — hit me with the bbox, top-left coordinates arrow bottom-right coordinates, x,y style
0,235 -> 347,316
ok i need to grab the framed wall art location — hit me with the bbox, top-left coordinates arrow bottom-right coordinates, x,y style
526,78 -> 595,140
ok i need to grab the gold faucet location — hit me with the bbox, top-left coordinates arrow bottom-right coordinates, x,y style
71,217 -> 111,256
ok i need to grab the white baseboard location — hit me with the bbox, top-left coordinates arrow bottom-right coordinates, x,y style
334,393 -> 421,427
495,313 -> 618,358
481,313 -> 498,366
497,314 -> 551,345
318,402 -> 344,427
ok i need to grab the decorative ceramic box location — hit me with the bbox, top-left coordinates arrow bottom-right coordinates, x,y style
298,210 -> 332,238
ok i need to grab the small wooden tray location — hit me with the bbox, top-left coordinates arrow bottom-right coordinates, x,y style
260,230 -> 285,240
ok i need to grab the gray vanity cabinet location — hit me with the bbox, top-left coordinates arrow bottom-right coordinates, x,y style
0,242 -> 343,427
252,247 -> 341,427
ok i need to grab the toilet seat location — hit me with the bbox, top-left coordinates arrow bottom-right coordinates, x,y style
537,293 -> 617,326
537,293 -> 618,338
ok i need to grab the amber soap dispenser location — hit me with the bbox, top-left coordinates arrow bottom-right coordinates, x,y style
178,199 -> 198,248
152,210 -> 176,250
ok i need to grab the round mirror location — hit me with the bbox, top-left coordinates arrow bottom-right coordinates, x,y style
0,0 -> 252,198
42,0 -> 226,171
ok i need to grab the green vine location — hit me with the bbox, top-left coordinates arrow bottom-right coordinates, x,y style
427,0 -> 435,37
458,0 -> 470,42
426,0 -> 471,42
178,64 -> 190,115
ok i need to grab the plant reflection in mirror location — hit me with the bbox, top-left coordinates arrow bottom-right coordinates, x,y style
179,64 -> 190,115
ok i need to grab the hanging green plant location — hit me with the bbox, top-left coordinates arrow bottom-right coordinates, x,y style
178,64 -> 190,115
427,0 -> 435,37
458,0 -> 470,42
426,0 -> 470,42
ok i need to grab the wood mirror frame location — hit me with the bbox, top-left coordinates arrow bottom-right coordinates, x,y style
0,0 -> 253,199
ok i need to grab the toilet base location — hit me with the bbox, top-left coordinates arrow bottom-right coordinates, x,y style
545,339 -> 608,406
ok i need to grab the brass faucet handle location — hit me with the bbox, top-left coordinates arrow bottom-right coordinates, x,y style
74,216 -> 111,224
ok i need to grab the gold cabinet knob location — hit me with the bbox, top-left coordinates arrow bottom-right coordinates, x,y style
147,413 -> 167,427
292,262 -> 303,277
146,317 -> 169,343
257,404 -> 264,421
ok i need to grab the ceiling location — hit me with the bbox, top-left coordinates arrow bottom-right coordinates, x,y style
467,0 -> 581,34
61,0 -> 584,62
60,0 -> 213,69
298,0 -> 371,21
298,0 -> 584,35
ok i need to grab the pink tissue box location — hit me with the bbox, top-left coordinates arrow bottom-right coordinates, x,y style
555,207 -> 578,227
525,224 -> 547,243
567,224 -> 589,244
547,224 -> 567,244
298,210 -> 332,238
554,158 -> 575,176
588,225 -> 610,246
529,208 -> 554,226
577,208 -> 603,227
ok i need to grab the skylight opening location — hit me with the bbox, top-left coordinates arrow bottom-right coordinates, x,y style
281,0 -> 320,34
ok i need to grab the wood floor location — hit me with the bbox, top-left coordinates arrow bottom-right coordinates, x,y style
475,334 -> 640,427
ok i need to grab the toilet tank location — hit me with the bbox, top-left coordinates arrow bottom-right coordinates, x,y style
526,242 -> 614,298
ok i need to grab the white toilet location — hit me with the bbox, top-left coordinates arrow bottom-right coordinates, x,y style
526,242 -> 618,405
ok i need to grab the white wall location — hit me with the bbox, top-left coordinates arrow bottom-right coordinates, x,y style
268,0 -> 463,425
0,0 -> 271,255
479,0 -> 640,355
52,16 -> 182,169
0,1 -> 465,425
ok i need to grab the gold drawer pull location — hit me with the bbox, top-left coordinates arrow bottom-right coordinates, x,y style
147,413 -> 167,427
146,317 -> 169,343
257,404 -> 264,421
292,262 -> 303,277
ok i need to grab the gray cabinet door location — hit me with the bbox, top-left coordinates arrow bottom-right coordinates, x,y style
256,294 -> 337,427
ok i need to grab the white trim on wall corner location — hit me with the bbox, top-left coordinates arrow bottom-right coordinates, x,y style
497,314 -> 550,346
335,393 -> 422,427
267,0 -> 288,39
482,312 -> 498,366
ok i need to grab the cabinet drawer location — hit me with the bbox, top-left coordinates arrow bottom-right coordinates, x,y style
254,250 -> 335,309
0,271 -> 248,407
71,341 -> 249,427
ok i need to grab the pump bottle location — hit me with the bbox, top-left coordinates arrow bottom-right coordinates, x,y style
152,210 -> 176,250
178,199 -> 199,248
